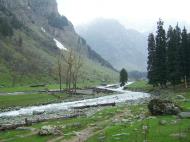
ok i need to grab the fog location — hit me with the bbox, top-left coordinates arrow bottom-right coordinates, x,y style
57,0 -> 190,33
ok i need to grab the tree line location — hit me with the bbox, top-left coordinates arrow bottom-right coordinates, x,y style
147,19 -> 190,88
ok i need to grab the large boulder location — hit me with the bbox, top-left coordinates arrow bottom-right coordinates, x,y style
148,99 -> 181,115
39,125 -> 62,136
178,112 -> 190,119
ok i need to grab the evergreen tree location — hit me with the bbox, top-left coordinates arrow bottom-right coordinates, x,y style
188,33 -> 190,82
167,25 -> 181,86
120,68 -> 128,87
181,27 -> 189,87
155,19 -> 167,87
147,33 -> 156,86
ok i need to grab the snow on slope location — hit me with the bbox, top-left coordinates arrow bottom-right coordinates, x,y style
53,38 -> 67,50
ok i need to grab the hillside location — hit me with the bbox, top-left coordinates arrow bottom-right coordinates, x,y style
76,19 -> 147,71
0,0 -> 117,86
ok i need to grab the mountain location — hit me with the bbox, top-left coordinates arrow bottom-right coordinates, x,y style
0,0 -> 117,86
76,19 -> 148,71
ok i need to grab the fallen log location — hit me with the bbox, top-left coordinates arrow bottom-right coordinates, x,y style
93,88 -> 115,94
0,123 -> 25,131
0,113 -> 85,132
72,102 -> 116,109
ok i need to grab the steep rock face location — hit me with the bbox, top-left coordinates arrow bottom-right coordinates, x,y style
0,0 -> 116,85
2,0 -> 114,69
0,0 -> 58,16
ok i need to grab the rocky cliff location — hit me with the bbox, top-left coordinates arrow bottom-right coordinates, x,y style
0,0 -> 116,86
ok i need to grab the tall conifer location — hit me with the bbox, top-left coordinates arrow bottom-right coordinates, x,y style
155,19 -> 167,87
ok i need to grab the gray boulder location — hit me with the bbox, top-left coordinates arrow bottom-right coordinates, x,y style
39,125 -> 62,136
148,99 -> 181,115
176,95 -> 186,100
178,112 -> 190,119
33,110 -> 45,115
159,120 -> 167,125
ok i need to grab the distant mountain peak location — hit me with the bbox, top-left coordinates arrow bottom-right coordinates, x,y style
76,18 -> 147,71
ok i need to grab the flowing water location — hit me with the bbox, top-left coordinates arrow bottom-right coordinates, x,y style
0,82 -> 150,117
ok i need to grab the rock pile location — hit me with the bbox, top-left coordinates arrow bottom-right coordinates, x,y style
148,99 -> 181,115
39,125 -> 62,136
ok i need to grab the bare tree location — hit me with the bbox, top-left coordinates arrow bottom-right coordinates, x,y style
62,46 -> 84,94
72,50 -> 83,94
56,50 -> 64,92
62,48 -> 74,93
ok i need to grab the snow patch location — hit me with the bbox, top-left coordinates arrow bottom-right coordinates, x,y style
53,38 -> 67,50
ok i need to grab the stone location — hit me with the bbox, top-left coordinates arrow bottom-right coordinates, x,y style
112,133 -> 129,137
147,116 -> 157,119
142,125 -> 148,130
90,124 -> 96,127
33,110 -> 45,115
170,133 -> 187,138
121,119 -> 128,123
112,119 -> 120,123
16,127 -> 35,131
148,99 -> 181,115
176,95 -> 185,100
159,120 -> 167,125
39,125 -> 62,136
170,120 -> 177,124
178,112 -> 190,119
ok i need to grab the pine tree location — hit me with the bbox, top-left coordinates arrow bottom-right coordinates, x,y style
188,33 -> 190,83
155,19 -> 167,87
147,33 -> 156,86
181,27 -> 189,88
120,68 -> 128,87
167,25 -> 181,87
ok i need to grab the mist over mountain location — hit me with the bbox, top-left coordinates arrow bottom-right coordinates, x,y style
76,19 -> 147,71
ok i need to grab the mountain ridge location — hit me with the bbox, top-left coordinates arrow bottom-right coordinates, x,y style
76,18 -> 147,71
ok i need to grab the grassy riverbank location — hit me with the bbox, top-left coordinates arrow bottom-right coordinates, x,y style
127,81 -> 190,110
1,104 -> 190,142
0,80 -> 105,93
0,81 -> 190,142
0,93 -> 67,109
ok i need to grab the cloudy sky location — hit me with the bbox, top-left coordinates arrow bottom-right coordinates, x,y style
57,0 -> 190,32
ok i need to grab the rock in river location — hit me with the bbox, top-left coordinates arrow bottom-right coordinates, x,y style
33,110 -> 45,115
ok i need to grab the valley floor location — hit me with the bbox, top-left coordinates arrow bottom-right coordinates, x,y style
0,81 -> 190,142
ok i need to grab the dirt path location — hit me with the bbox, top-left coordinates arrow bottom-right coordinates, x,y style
57,107 -> 130,142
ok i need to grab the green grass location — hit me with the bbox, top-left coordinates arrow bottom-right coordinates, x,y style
0,93 -> 66,109
0,106 -> 123,142
127,80 -> 190,111
126,80 -> 153,92
0,80 -> 106,93
87,115 -> 190,142
1,80 -> 190,142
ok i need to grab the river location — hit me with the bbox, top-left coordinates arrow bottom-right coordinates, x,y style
0,82 -> 150,118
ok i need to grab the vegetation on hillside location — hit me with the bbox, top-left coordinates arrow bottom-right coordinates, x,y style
0,0 -> 118,87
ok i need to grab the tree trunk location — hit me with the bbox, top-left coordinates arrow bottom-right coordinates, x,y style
59,71 -> 62,92
184,75 -> 188,88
